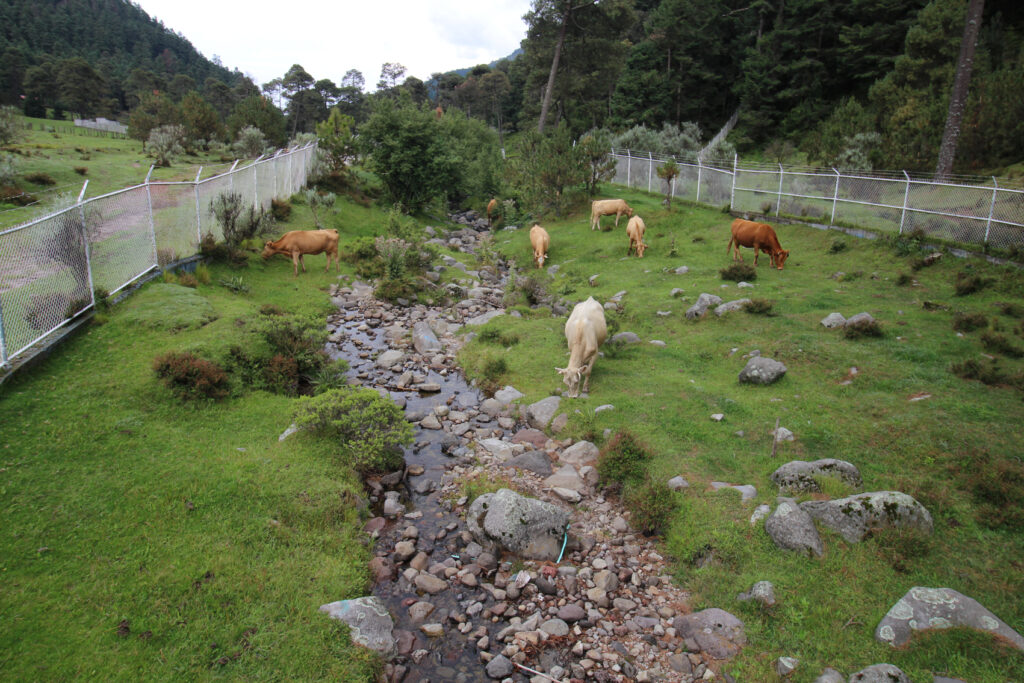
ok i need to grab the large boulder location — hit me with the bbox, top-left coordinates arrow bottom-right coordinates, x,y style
501,450 -> 553,476
671,608 -> 745,659
465,309 -> 505,326
466,488 -> 571,561
560,441 -> 599,468
875,586 -> 1024,650
770,459 -> 862,493
686,293 -> 724,320
848,664 -> 911,683
319,596 -> 396,659
376,350 -> 405,369
526,396 -> 561,430
739,357 -> 787,385
412,321 -> 442,355
765,499 -> 824,557
544,464 -> 586,493
714,299 -> 752,316
800,491 -> 933,543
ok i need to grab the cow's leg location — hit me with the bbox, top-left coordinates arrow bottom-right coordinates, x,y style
300,254 -> 307,272
581,354 -> 598,393
291,252 -> 300,276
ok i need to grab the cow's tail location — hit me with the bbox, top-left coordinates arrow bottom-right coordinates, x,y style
726,235 -> 735,255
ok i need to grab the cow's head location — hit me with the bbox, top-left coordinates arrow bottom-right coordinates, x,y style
635,240 -> 647,258
535,250 -> 547,268
261,241 -> 275,259
556,366 -> 583,398
626,207 -> 634,218
774,249 -> 790,270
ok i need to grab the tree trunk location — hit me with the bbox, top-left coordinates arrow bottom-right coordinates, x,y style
936,0 -> 984,178
538,2 -> 570,134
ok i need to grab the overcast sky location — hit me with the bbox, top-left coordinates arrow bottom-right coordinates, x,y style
134,0 -> 533,90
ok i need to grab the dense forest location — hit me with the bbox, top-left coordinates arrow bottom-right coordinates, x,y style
1,0 -> 1022,174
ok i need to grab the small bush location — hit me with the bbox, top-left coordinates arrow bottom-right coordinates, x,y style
720,262 -> 757,282
309,359 -> 350,394
293,387 -> 413,473
760,202 -> 773,214
25,172 -> 56,186
74,166 -> 88,176
194,264 -> 211,284
343,236 -> 378,264
891,228 -> 926,257
93,287 -> 110,312
177,273 -> 198,288
952,312 -> 987,332
843,318 -> 883,339
895,273 -> 913,286
597,431 -> 653,492
153,352 -> 230,400
263,354 -> 299,395
954,271 -> 989,296
252,312 -> 329,378
742,299 -> 774,315
828,239 -> 847,254
980,331 -> 1024,358
997,302 -> 1024,318
951,358 -> 1024,390
270,198 -> 291,222
475,355 -> 508,395
870,526 -> 935,573
64,297 -> 89,319
199,233 -> 247,267
477,328 -> 520,346
623,478 -> 677,536
259,304 -> 285,316
219,276 -> 249,293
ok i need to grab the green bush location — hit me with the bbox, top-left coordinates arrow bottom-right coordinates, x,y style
264,354 -> 299,394
980,331 -> 1024,358
252,312 -> 329,379
843,318 -> 884,339
952,312 -> 988,332
895,272 -> 913,286
827,239 -> 847,254
623,477 -> 677,535
742,299 -> 774,315
955,271 -> 990,296
720,262 -> 757,282
293,388 -> 413,473
270,198 -> 291,222
477,328 -> 520,346
25,171 -> 56,186
597,431 -> 653,493
153,352 -> 230,400
997,302 -> 1024,318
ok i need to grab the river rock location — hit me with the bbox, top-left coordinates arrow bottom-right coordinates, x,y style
467,488 -> 571,561
478,437 -> 515,462
812,669 -> 844,683
765,499 -> 824,557
668,476 -> 690,491
494,385 -> 525,405
558,604 -> 586,622
319,596 -> 396,658
376,350 -> 405,368
511,428 -> 549,449
541,618 -> 570,637
486,654 -> 514,679
671,608 -> 746,659
414,573 -> 448,595
560,440 -> 599,467
875,586 -> 1024,650
848,664 -> 910,683
407,601 -> 435,622
771,459 -> 862,493
527,396 -> 561,430
412,321 -> 442,354
480,398 -> 503,416
544,464 -> 586,492
800,491 -> 933,543
501,450 -> 553,476
686,293 -> 724,320
465,309 -> 505,326
738,357 -> 787,384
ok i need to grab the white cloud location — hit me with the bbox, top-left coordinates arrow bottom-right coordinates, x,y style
135,0 -> 531,88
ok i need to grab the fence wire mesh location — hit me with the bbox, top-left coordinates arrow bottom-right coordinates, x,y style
0,143 -> 317,369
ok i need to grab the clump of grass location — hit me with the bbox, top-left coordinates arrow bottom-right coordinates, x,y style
623,477 -> 677,536
843,318 -> 883,339
827,239 -> 847,254
259,304 -> 285,316
955,271 -> 990,296
952,312 -> 988,332
270,198 -> 291,222
74,166 -> 87,176
950,358 -> 1024,390
25,171 -> 56,185
477,328 -> 520,346
923,301 -> 949,311
980,331 -> 1024,358
953,451 -> 1024,530
997,302 -> 1024,318
720,262 -> 757,282
153,351 -> 230,401
870,526 -> 936,574
895,273 -> 913,286
458,471 -> 514,505
219,276 -> 249,293
597,431 -> 652,492
177,273 -> 198,288
194,263 -> 211,284
742,299 -> 774,315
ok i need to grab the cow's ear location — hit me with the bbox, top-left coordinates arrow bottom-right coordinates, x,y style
555,367 -> 567,375
265,241 -> 272,246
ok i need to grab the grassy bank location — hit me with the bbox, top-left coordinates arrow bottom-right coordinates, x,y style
462,188 -> 1024,681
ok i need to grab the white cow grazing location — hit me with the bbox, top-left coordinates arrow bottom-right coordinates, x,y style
557,297 -> 608,398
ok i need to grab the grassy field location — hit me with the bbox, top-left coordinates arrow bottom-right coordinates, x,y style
0,200 -> 395,681
462,188 -> 1024,681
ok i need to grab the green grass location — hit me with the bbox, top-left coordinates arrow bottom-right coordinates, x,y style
0,201 -> 393,680
461,185 -> 1024,681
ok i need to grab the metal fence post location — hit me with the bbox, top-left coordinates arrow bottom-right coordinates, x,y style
648,152 -> 653,194
288,150 -> 293,194
696,156 -> 703,204
627,150 -> 631,189
776,163 -> 783,216
729,153 -> 738,210
252,155 -> 263,208
0,293 -> 7,369
77,181 -> 96,310
899,170 -> 911,235
229,159 -> 239,192
830,168 -> 841,226
985,177 -> 998,245
194,167 -> 203,243
144,165 -> 159,268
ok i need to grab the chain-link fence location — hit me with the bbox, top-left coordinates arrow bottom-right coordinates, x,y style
0,142 -> 318,369
610,150 -> 1024,251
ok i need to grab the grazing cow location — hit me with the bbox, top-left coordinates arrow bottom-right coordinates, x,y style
486,198 -> 499,226
590,199 -> 634,231
529,223 -> 550,269
262,229 -> 339,276
626,215 -> 647,257
727,219 -> 790,270
557,297 -> 608,398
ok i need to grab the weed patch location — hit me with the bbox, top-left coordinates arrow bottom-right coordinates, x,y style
827,239 -> 847,254
720,262 -> 757,282
980,331 -> 1024,358
478,328 -> 520,346
950,358 -> 1024,390
153,351 -> 230,400
952,312 -> 988,332
623,477 -> 677,535
743,299 -> 774,315
597,431 -> 652,492
955,271 -> 990,296
843,318 -> 883,339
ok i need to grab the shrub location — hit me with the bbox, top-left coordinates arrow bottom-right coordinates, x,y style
305,189 -> 336,228
259,304 -> 285,316
178,273 -> 199,288
0,153 -> 17,186
270,198 -> 291,222
375,236 -> 411,280
760,202 -> 773,214
960,454 -> 1024,530
343,236 -> 378,264
219,276 -> 249,293
597,431 -> 653,493
828,239 -> 847,254
194,263 -> 211,284
954,271 -> 989,296
25,172 -> 56,186
720,262 -> 757,282
513,274 -> 548,306
997,302 -> 1024,318
843,318 -> 883,339
950,358 -> 1024,390
891,228 -> 926,257
252,312 -> 329,378
622,477 -> 677,536
233,125 -> 267,159
263,354 -> 299,395
952,312 -> 987,332
477,328 -> 519,346
895,273 -> 913,286
210,191 -> 270,248
147,125 -> 186,167
199,233 -> 247,267
0,104 -> 19,145
74,166 -> 88,176
309,360 -> 350,394
153,352 -> 230,400
93,287 -> 111,312
293,387 -> 413,473
742,299 -> 774,315
980,331 -> 1024,358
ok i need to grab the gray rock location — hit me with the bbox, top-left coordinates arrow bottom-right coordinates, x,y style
478,437 -> 515,462
875,586 -> 1024,651
773,426 -> 795,442
800,491 -> 933,543
738,281 -> 754,289
419,623 -> 444,637
714,299 -> 752,316
685,293 -> 723,320
376,350 -> 405,368
486,654 -> 514,679
550,412 -> 569,433
812,668 -> 844,683
319,596 -> 396,658
674,266 -> 690,274
419,414 -> 442,430
414,573 -> 448,595
750,504 -> 771,525
560,440 -> 599,467
845,312 -> 875,327
541,618 -> 570,637
407,601 -> 435,622
544,464 -> 586,492
820,312 -> 846,328
466,488 -> 571,561
594,404 -> 614,413
776,656 -> 799,677
278,422 -> 300,441
737,581 -> 777,606
412,321 -> 442,355
494,385 -> 525,405
710,481 -> 757,501
765,499 -> 824,557
558,604 -> 586,622
611,332 -> 641,345
671,608 -> 746,659
502,450 -> 553,476
738,356 -> 787,385
527,396 -> 561,430
848,664 -> 910,683
771,459 -> 862,493
480,398 -> 503,416
668,476 -> 690,491
465,309 -> 505,326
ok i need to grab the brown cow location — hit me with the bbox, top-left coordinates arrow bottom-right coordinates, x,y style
486,198 -> 499,226
590,199 -> 633,231
626,215 -> 647,257
262,229 -> 339,276
529,223 -> 550,268
727,219 -> 789,270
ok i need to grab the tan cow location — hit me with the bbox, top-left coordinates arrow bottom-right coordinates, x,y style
262,229 -> 340,276
529,223 -> 550,269
626,215 -> 647,257
727,219 -> 790,270
557,296 -> 608,398
590,199 -> 634,231
486,198 -> 499,226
